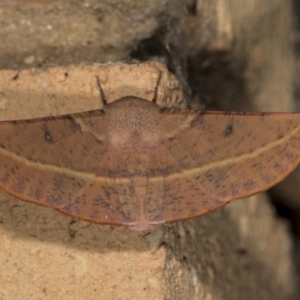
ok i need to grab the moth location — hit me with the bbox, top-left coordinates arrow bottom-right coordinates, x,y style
0,74 -> 299,230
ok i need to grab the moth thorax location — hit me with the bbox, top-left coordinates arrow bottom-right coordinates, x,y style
106,97 -> 161,149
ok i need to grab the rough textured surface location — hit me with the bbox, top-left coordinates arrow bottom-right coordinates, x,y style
166,194 -> 297,300
0,0 -> 299,299
0,62 -> 184,120
0,191 -> 166,299
0,0 -> 181,68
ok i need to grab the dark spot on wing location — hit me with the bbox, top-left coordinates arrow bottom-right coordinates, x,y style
223,123 -> 234,137
43,124 -> 54,143
204,172 -> 214,182
242,179 -> 258,191
28,187 -> 41,200
46,193 -> 58,204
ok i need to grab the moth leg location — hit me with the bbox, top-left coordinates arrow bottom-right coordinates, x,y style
152,71 -> 162,104
95,75 -> 108,108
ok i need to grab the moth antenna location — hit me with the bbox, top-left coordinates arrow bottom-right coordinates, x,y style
152,71 -> 162,104
95,75 -> 108,106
